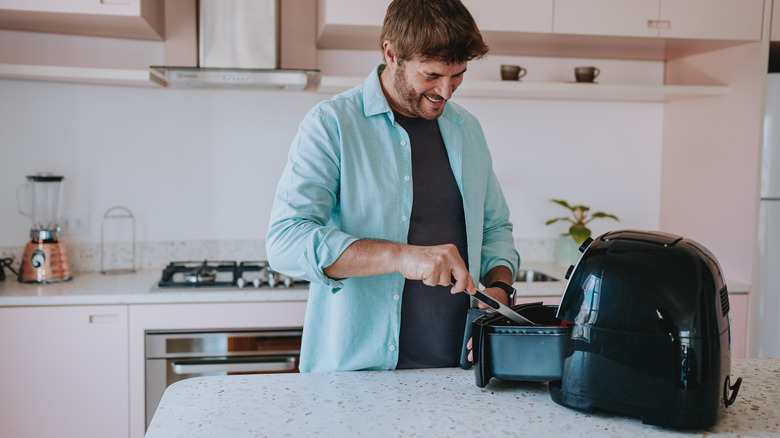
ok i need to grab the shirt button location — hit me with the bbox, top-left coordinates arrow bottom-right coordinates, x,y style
400,140 -> 407,146
404,175 -> 410,181
401,216 -> 408,222
393,294 -> 400,300
389,345 -> 396,352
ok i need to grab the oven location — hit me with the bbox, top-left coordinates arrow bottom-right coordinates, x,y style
145,327 -> 303,429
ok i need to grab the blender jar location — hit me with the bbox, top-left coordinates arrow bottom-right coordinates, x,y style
17,173 -> 65,236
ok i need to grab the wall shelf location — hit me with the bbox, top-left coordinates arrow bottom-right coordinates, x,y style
317,76 -> 729,102
0,63 -> 157,88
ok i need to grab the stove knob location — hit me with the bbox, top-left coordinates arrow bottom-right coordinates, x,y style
283,276 -> 293,288
253,278 -> 261,288
237,278 -> 246,288
267,274 -> 277,288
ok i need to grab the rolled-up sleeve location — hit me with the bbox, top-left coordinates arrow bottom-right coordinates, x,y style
266,108 -> 359,288
479,167 -> 520,280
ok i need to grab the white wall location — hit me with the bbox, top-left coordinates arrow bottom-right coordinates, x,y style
0,76 -> 663,247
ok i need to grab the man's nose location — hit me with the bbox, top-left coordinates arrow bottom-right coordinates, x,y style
434,78 -> 457,100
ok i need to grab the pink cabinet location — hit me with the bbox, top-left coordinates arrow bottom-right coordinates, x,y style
0,0 -> 164,40
463,0 -> 553,34
659,0 -> 764,41
729,293 -> 749,359
554,0 -> 659,38
553,0 -> 764,41
0,305 -> 129,438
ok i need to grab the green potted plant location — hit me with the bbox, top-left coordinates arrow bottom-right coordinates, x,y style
546,199 -> 619,264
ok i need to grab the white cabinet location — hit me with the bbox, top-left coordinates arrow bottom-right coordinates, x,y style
0,305 -> 129,438
659,0 -> 764,41
0,0 -> 164,40
128,301 -> 307,438
462,0 -> 553,34
554,0 -> 659,38
729,293 -> 749,359
554,0 -> 764,41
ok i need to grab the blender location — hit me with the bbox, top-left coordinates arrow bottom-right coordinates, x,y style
16,173 -> 73,283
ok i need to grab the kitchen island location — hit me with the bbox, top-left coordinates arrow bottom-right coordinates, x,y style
146,359 -> 779,438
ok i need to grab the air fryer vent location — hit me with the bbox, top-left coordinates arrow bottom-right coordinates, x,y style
719,285 -> 730,316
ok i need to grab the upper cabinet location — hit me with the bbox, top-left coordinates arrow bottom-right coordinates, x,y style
553,0 -> 764,41
318,0 -> 766,55
553,0 -> 659,38
0,0 -> 164,40
462,0 -> 552,34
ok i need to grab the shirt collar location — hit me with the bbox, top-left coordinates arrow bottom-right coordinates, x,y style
362,64 -> 461,126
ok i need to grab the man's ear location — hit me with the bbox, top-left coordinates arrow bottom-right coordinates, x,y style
382,41 -> 397,67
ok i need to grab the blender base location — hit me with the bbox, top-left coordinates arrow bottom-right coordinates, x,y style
18,238 -> 73,283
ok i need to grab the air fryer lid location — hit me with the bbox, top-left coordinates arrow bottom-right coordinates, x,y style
551,229 -> 740,429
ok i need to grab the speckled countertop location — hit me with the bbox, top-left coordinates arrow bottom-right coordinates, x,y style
0,270 -> 309,306
0,261 -> 747,307
145,359 -> 778,438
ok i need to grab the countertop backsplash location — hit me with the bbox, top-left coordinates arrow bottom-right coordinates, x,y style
0,238 -> 556,274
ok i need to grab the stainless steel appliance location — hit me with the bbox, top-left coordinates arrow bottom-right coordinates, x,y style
145,328 -> 302,428
754,74 -> 780,357
156,260 -> 308,289
150,0 -> 319,90
16,173 -> 72,283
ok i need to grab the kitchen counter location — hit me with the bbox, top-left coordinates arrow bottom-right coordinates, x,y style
0,262 -> 748,307
0,270 -> 309,306
145,358 -> 779,438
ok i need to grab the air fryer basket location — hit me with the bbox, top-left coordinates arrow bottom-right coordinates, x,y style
472,302 -> 571,388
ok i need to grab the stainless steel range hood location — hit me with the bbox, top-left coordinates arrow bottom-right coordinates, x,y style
150,0 -> 319,91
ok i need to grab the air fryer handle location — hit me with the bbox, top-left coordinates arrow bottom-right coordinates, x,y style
723,375 -> 742,407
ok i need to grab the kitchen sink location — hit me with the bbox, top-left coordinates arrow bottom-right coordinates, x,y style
515,269 -> 560,283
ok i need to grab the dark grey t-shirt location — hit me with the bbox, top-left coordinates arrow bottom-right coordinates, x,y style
393,111 -> 469,369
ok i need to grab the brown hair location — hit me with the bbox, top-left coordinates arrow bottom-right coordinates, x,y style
380,0 -> 489,64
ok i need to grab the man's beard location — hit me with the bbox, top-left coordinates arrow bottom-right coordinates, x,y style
393,63 -> 447,120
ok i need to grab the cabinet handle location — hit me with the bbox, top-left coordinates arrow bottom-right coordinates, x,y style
89,314 -> 120,324
170,358 -> 297,374
648,20 -> 671,30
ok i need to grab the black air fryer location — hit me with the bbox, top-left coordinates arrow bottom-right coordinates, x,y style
551,229 -> 741,429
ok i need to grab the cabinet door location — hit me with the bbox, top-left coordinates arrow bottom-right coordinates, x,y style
554,0 -> 660,38
659,0 -> 764,41
728,293 -> 748,359
0,0 -> 164,40
463,0 -> 553,34
0,0 -> 141,15
0,305 -> 129,438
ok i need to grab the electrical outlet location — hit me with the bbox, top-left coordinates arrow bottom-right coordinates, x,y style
61,214 -> 90,236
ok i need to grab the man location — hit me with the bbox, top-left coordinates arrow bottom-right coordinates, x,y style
266,0 -> 520,372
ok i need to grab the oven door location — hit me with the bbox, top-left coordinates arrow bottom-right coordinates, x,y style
145,328 -> 302,429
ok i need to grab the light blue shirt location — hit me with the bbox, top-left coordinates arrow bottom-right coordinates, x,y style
266,65 -> 520,373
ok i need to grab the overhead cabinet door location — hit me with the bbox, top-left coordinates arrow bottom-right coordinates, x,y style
553,0 -> 660,38
463,0 -> 553,33
658,0 -> 765,41
553,0 -> 764,41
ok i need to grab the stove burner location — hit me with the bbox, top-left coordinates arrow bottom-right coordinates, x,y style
157,260 -> 308,289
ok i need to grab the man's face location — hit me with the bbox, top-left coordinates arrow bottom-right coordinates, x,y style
387,57 -> 467,120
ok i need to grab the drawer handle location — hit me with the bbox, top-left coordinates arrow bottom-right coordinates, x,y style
170,358 -> 297,374
89,314 -> 120,324
648,20 -> 671,30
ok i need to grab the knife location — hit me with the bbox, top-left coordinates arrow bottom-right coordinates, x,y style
471,289 -> 535,326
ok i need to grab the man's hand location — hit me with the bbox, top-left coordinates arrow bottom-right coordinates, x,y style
323,240 -> 476,293
396,243 -> 476,295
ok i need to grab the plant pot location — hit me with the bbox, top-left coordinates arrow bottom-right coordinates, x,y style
556,235 -> 582,265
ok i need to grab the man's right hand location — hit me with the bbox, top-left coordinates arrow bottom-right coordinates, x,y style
323,240 -> 476,294
396,243 -> 476,295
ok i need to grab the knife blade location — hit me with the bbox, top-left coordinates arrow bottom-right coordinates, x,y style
471,289 -> 535,326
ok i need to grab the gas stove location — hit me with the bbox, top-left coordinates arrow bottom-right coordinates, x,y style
157,260 -> 308,289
